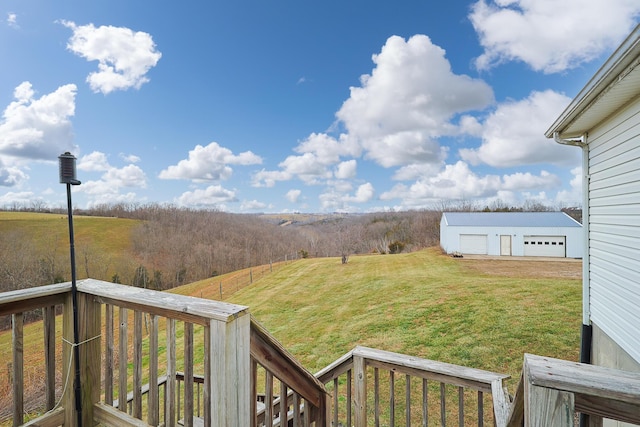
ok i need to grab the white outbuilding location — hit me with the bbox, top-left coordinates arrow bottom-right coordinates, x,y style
440,211 -> 583,258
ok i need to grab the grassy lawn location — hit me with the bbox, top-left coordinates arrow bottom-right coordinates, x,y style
218,248 -> 581,382
0,247 -> 581,422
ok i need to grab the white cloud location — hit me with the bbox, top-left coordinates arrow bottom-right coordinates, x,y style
159,142 -> 262,181
337,34 -> 494,168
286,189 -> 302,203
120,153 -> 141,163
0,191 -> 36,206
0,159 -> 28,187
252,169 -> 293,188
470,0 -> 640,73
319,181 -> 375,211
176,185 -> 238,207
459,90 -> 579,167
78,151 -> 110,172
0,82 -> 77,160
61,21 -> 162,94
335,160 -> 357,179
7,13 -> 18,29
380,161 -> 560,207
240,199 -> 268,210
76,152 -> 147,201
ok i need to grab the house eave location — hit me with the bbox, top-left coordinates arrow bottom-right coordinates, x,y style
545,24 -> 640,140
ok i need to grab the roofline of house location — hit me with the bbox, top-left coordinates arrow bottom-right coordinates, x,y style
545,24 -> 640,139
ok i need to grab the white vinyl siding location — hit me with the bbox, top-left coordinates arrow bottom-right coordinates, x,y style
459,234 -> 488,254
587,95 -> 640,363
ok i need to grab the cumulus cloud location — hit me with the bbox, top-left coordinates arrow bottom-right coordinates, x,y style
0,82 -> 77,160
286,189 -> 302,203
459,90 -> 579,167
120,153 -> 141,163
337,34 -> 494,168
76,151 -> 147,201
470,0 -> 640,73
335,160 -> 357,179
159,142 -> 262,182
61,21 -> 162,94
176,185 -> 237,207
252,133 -> 358,186
0,159 -> 28,187
319,182 -> 375,211
380,161 -> 560,207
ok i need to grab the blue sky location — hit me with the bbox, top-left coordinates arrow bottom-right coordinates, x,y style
1,1 -> 639,213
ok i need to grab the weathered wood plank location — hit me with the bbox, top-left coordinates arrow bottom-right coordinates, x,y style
525,382 -> 574,426
43,305 -> 56,411
353,355 -> 366,427
149,314 -> 159,426
250,318 -> 326,408
314,348 -> 354,383
12,313 -> 23,427
524,353 -> 640,404
389,371 -> 395,427
94,402 -> 151,427
357,346 -> 507,393
184,322 -> 194,427
354,350 -> 508,393
134,310 -> 143,419
119,306 -> 129,413
105,303 -> 114,406
265,371 -> 274,425
166,318 -> 177,427
78,278 -> 248,324
494,376 -> 516,427
0,282 -> 69,317
21,407 -> 65,427
79,291 -> 101,425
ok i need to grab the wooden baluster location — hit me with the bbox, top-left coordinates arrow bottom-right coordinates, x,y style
440,383 -> 446,426
422,378 -> 428,427
184,322 -> 194,427
374,367 -> 380,427
292,391 -> 300,427
346,369 -> 352,427
406,375 -> 411,427
265,371 -> 274,425
389,370 -> 395,427
133,310 -> 143,419
149,314 -> 159,426
43,305 -> 56,411
204,324 -> 211,427
280,381 -> 288,427
333,377 -> 339,427
458,386 -> 464,427
105,304 -> 114,406
12,313 -> 23,427
354,355 -> 366,427
477,390 -> 483,427
118,307 -> 128,413
250,359 -> 258,427
166,318 -> 176,427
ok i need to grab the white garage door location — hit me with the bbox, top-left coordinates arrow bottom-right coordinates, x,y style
523,235 -> 566,257
459,234 -> 488,255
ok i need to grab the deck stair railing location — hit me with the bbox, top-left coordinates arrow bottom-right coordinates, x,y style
315,345 -> 511,427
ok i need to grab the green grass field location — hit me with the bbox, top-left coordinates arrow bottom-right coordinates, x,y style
177,247 -> 581,383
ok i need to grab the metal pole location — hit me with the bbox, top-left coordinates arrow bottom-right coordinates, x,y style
66,182 -> 83,427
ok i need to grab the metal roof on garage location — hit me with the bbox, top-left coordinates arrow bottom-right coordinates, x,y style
442,212 -> 582,228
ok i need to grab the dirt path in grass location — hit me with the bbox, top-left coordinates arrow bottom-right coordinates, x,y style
453,255 -> 582,279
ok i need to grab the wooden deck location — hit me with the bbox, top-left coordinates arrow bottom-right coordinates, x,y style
2,279 -> 640,426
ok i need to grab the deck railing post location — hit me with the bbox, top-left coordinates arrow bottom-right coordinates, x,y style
353,355 -> 367,427
207,310 -> 251,426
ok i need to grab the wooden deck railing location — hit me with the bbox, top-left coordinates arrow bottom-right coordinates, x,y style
503,354 -> 640,426
3,281 -> 640,427
0,279 -> 327,427
315,345 -> 511,427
